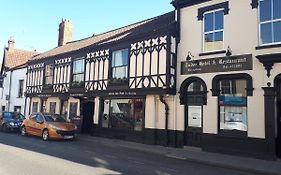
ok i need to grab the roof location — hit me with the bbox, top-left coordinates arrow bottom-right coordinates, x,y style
172,0 -> 211,8
31,11 -> 175,61
4,48 -> 39,69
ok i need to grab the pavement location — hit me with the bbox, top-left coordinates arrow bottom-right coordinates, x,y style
80,135 -> 281,175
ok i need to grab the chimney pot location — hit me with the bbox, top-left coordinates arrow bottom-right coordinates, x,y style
58,19 -> 72,46
7,37 -> 15,51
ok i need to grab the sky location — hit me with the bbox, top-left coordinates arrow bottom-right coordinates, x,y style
0,0 -> 174,58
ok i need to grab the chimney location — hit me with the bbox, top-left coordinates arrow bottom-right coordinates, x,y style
58,18 -> 72,46
7,37 -> 15,51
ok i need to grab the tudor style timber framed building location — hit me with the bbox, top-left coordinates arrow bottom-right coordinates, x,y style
26,14 -> 178,144
172,0 -> 281,159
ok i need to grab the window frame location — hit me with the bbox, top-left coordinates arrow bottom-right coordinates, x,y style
18,79 -> 24,98
202,8 -> 225,53
72,57 -> 85,83
44,64 -> 54,85
258,0 -> 281,46
110,48 -> 129,80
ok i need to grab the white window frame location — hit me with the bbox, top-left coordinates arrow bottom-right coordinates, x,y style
202,8 -> 225,53
258,0 -> 281,46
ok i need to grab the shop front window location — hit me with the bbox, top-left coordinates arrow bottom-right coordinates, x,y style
101,98 -> 144,131
219,79 -> 247,132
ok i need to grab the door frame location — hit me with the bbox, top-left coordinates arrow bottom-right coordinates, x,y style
180,77 -> 207,147
274,74 -> 281,157
81,100 -> 95,134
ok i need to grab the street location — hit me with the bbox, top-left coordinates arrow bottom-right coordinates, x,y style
0,132 -> 259,175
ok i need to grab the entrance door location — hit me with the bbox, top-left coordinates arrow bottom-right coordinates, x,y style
276,78 -> 281,157
81,101 -> 95,134
181,78 -> 207,147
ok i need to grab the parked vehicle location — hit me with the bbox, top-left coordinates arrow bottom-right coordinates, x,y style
21,113 -> 78,141
0,112 -> 26,132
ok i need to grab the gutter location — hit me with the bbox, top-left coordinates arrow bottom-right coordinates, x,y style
160,95 -> 169,146
7,70 -> 13,111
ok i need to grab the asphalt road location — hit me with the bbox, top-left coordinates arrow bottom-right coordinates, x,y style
0,132 -> 259,175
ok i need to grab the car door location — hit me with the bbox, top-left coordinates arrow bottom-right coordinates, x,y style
26,114 -> 37,135
33,114 -> 44,136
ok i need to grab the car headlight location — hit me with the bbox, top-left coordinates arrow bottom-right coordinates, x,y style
49,124 -> 61,130
9,122 -> 15,126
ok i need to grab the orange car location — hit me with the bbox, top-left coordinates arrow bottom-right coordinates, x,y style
21,113 -> 78,141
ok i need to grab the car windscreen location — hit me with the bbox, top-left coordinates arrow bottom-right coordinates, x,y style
3,112 -> 25,120
3,112 -> 13,119
44,115 -> 66,122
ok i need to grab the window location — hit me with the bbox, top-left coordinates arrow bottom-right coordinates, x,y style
219,79 -> 247,132
203,9 -> 224,52
18,80 -> 24,98
14,106 -> 21,113
72,58 -> 85,83
32,102 -> 38,113
111,49 -> 129,79
259,0 -> 281,45
101,98 -> 144,131
45,64 -> 54,85
49,102 -> 56,114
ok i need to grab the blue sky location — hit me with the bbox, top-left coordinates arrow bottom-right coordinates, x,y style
0,0 -> 174,58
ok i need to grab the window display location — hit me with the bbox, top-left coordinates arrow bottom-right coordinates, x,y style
101,98 -> 144,131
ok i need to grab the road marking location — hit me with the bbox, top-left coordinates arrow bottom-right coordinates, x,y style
165,154 -> 187,160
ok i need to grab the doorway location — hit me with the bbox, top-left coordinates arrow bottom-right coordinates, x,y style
276,77 -> 281,157
82,101 -> 95,134
180,77 -> 207,147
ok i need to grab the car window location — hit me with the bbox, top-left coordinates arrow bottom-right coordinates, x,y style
44,115 -> 55,122
3,112 -> 13,119
13,113 -> 25,120
36,114 -> 44,122
30,114 -> 37,121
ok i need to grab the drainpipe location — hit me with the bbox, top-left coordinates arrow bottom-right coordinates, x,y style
160,95 -> 169,146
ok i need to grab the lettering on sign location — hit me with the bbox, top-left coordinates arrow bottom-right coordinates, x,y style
181,54 -> 252,74
108,91 -> 137,96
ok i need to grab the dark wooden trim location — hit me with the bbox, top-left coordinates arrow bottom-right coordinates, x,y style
211,73 -> 254,96
262,87 -> 277,159
179,76 -> 208,105
256,52 -> 281,78
197,1 -> 229,21
172,0 -> 211,9
251,0 -> 259,9
256,44 -> 281,50
199,50 -> 226,56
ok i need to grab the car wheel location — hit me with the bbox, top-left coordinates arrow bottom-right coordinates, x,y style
2,124 -> 8,133
21,126 -> 26,136
42,129 -> 49,141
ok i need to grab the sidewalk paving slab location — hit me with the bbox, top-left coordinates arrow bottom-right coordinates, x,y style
79,135 -> 281,175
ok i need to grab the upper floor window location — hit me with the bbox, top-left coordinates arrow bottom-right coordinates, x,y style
45,64 -> 53,85
111,49 -> 129,79
259,0 -> 281,45
203,9 -> 224,52
72,58 -> 84,83
18,80 -> 24,98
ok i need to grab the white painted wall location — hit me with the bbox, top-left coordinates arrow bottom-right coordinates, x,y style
176,0 -> 281,139
0,67 -> 30,116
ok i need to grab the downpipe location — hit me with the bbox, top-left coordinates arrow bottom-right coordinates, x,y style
160,95 -> 169,146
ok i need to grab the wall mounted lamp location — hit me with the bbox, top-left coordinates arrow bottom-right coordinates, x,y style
226,46 -> 232,56
186,51 -> 194,61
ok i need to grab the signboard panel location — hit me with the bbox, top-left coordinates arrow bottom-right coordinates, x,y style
181,54 -> 252,75
188,105 -> 202,128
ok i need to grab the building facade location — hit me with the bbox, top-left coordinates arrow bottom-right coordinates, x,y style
172,0 -> 281,159
0,39 -> 38,116
26,15 -> 178,144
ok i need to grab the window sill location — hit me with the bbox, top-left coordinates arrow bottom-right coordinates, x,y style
199,50 -> 226,56
256,43 -> 281,50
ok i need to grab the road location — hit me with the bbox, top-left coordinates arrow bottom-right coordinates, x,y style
0,132 -> 259,175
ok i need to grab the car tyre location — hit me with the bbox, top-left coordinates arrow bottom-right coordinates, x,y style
42,129 -> 49,141
2,124 -> 8,133
21,126 -> 26,136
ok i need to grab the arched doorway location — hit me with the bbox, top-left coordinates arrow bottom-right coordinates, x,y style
180,77 -> 207,147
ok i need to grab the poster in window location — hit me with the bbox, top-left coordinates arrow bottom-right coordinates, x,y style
188,106 -> 202,128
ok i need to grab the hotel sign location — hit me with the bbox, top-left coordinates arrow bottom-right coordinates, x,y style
181,54 -> 252,74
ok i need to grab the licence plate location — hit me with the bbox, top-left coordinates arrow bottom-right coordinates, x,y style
64,136 -> 74,139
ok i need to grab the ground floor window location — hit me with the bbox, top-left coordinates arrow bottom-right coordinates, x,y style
32,102 -> 38,113
101,98 -> 145,131
218,79 -> 248,131
49,102 -> 56,114
14,106 -> 22,113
